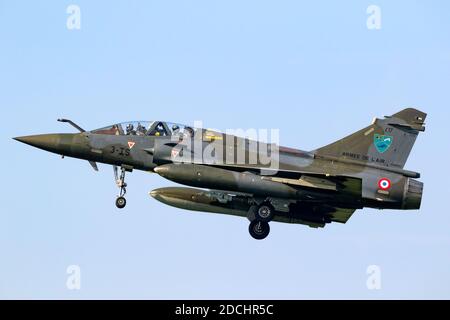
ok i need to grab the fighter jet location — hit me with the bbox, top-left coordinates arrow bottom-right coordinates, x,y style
14,108 -> 426,240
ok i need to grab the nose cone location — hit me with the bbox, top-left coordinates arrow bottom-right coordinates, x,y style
14,134 -> 75,155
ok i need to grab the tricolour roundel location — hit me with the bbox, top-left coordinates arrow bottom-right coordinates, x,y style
378,178 -> 391,190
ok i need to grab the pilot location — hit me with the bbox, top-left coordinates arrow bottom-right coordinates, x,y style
136,123 -> 146,136
172,125 -> 180,135
126,124 -> 136,135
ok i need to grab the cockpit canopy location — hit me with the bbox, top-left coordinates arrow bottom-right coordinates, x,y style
91,121 -> 196,137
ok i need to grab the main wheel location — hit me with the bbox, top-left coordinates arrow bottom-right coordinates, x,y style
248,220 -> 270,240
255,203 -> 274,222
116,196 -> 127,209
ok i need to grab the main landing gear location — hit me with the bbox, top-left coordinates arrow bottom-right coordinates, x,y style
249,220 -> 271,240
248,202 -> 274,240
114,165 -> 132,209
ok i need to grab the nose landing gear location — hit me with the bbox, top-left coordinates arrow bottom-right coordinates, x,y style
114,165 -> 133,209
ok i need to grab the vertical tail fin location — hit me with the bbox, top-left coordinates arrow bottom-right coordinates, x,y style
315,108 -> 426,169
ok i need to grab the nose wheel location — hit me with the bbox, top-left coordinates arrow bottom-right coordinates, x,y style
116,196 -> 126,209
114,165 -> 131,209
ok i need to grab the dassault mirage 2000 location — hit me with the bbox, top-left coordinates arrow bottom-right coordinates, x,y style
14,108 -> 426,240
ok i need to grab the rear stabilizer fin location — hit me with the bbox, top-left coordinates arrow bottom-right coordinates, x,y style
315,108 -> 426,169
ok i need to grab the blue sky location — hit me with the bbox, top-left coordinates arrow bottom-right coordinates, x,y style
1,0 -> 449,299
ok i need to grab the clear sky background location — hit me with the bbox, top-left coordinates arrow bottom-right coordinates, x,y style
1,0 -> 449,299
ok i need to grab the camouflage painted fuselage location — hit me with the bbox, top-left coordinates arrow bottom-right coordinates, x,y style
14,108 -> 425,229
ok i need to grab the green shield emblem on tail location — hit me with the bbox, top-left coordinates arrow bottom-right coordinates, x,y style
374,134 -> 393,153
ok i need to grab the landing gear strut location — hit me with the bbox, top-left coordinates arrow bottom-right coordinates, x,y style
114,165 -> 130,209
